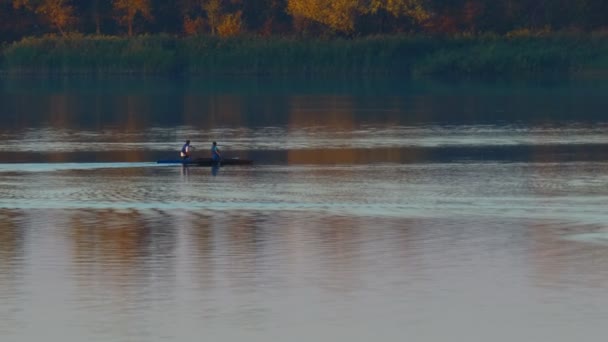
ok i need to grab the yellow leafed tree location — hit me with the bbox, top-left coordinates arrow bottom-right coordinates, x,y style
366,0 -> 431,23
37,0 -> 75,36
216,11 -> 243,37
287,0 -> 431,33
199,0 -> 243,36
201,0 -> 223,35
287,0 -> 361,33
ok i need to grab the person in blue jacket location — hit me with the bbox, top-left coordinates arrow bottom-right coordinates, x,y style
211,141 -> 222,162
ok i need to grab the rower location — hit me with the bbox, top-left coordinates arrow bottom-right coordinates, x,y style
180,140 -> 193,159
211,141 -> 221,162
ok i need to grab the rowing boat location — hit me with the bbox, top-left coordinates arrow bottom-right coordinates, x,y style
156,158 -> 253,166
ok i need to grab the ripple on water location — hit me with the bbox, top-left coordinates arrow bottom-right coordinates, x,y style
562,231 -> 608,246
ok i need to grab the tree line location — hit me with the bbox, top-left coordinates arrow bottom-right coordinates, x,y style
1,0 -> 607,42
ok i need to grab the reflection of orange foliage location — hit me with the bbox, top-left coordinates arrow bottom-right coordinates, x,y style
67,209 -> 156,332
287,95 -> 355,163
186,215 -> 216,289
70,210 -> 148,268
286,95 -> 416,164
113,95 -> 146,164
204,95 -> 244,127
288,95 -> 355,129
182,95 -> 202,127
47,94 -> 71,162
183,94 -> 286,130
224,215 -> 258,285
0,211 -> 21,266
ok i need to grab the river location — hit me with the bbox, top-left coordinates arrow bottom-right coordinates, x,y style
1,77 -> 607,341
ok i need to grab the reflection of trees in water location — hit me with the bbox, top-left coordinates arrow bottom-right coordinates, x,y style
0,211 -> 25,266
0,206 -> 417,330
69,208 -> 178,279
185,95 -> 245,128
285,94 -> 420,164
280,214 -> 417,296
288,95 -> 357,164
69,209 -> 151,280
314,216 -> 362,293
222,214 -> 260,289
186,213 -> 215,291
4,79 -> 608,130
0,210 -> 25,334
47,94 -> 71,162
110,95 -> 148,163
67,208 -> 177,334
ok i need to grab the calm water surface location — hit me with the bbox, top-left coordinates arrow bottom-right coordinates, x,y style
1,77 -> 608,341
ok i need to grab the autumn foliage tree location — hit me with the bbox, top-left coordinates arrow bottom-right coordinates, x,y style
216,11 -> 243,36
366,0 -> 431,22
287,0 -> 432,34
2,0 -> 608,42
113,0 -> 152,36
287,0 -> 359,33
202,0 -> 223,35
37,0 -> 74,36
12,0 -> 74,36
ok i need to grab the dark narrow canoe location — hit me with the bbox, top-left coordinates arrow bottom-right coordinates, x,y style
157,158 -> 253,166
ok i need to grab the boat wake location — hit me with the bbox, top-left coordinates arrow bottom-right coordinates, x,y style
0,162 -> 155,173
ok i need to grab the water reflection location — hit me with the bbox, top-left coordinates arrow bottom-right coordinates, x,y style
0,201 -> 607,340
2,78 -> 608,165
0,210 -> 25,335
66,209 -> 177,340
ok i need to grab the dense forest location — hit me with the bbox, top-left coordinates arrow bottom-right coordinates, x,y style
1,0 -> 607,42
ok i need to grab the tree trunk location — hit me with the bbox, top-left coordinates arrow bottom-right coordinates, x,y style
128,7 -> 134,36
95,14 -> 101,34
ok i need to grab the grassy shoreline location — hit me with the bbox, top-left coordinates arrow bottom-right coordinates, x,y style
1,34 -> 607,78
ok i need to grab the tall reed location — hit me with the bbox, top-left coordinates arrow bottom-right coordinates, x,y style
1,34 -> 606,78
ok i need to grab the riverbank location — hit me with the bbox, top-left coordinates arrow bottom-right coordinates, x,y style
1,34 -> 607,78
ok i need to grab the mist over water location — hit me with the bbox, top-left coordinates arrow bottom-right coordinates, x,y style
1,77 -> 608,341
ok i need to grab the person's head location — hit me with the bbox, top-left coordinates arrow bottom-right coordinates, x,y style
212,141 -> 217,146
186,140 -> 190,145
